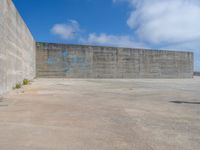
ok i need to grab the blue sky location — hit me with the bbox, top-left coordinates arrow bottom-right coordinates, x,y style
13,0 -> 200,71
12,0 -> 130,43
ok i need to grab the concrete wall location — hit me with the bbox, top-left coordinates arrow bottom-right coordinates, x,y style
0,0 -> 36,95
194,72 -> 200,76
36,42 -> 193,78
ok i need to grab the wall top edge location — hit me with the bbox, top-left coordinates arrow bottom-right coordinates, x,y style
11,0 -> 35,42
36,42 -> 194,55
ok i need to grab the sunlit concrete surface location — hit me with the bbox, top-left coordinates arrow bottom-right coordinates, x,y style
0,78 -> 200,150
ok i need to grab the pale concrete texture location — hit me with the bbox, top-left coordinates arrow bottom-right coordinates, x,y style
0,78 -> 200,150
194,72 -> 200,76
0,0 -> 36,95
36,42 -> 193,79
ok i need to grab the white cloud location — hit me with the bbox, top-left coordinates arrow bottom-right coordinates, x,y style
126,0 -> 200,44
51,20 -> 80,40
114,0 -> 200,44
86,33 -> 145,48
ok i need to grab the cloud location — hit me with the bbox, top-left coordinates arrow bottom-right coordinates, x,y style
114,0 -> 200,44
126,0 -> 200,44
51,20 -> 80,40
86,33 -> 145,48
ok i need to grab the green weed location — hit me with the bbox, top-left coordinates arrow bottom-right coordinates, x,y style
23,79 -> 30,85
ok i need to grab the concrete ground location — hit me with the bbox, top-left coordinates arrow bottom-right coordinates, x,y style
0,78 -> 200,150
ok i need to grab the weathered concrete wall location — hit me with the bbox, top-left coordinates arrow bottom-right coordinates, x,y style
194,72 -> 200,76
0,0 -> 36,95
36,42 -> 193,78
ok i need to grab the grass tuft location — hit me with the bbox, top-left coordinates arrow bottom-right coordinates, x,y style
23,79 -> 31,85
15,83 -> 22,89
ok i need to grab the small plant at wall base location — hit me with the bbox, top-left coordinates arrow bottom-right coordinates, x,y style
15,83 -> 22,89
23,79 -> 31,85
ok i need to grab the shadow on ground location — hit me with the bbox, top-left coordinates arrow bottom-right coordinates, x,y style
170,101 -> 200,105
